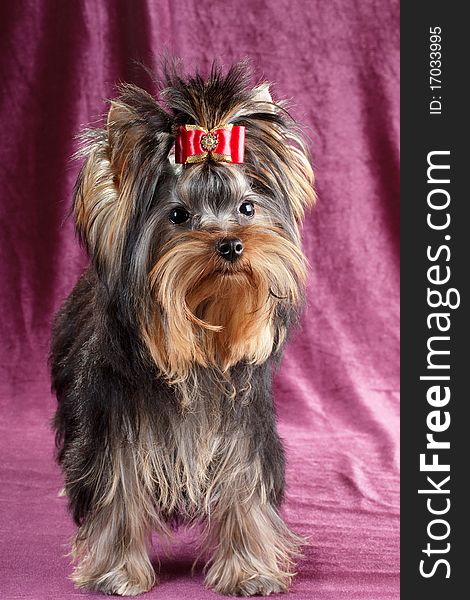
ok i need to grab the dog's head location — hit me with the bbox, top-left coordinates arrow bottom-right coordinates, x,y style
74,60 -> 315,382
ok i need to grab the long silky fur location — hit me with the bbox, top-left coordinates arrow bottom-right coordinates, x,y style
51,59 -> 315,597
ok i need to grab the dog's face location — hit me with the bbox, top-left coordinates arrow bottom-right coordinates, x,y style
74,62 -> 315,382
146,161 -> 308,378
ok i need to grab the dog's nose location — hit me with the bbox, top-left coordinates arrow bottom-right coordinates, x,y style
216,237 -> 244,262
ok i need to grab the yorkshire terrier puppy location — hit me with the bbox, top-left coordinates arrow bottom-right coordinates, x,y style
51,60 -> 315,596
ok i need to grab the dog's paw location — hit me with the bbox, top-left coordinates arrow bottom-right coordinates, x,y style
73,565 -> 155,596
206,570 -> 289,597
232,574 -> 288,596
100,572 -> 153,596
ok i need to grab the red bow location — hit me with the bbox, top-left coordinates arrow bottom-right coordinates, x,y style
175,124 -> 245,164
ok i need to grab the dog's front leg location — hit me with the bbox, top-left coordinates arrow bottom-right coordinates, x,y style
66,443 -> 157,596
203,432 -> 303,598
205,495 -> 302,596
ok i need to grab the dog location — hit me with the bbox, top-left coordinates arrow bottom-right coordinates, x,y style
50,59 -> 315,596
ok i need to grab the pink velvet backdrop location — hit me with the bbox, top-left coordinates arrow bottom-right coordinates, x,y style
0,1 -> 399,598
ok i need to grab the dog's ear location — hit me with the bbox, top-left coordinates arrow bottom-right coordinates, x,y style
106,100 -> 148,182
107,100 -> 139,136
250,83 -> 279,118
252,83 -> 273,105
277,122 -> 316,224
238,85 -> 316,225
73,87 -> 173,274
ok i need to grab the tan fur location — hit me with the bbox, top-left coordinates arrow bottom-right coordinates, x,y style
74,101 -> 150,270
142,225 -> 306,388
74,138 -> 137,270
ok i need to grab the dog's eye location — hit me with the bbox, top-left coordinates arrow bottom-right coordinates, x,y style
239,201 -> 255,218
169,208 -> 190,224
